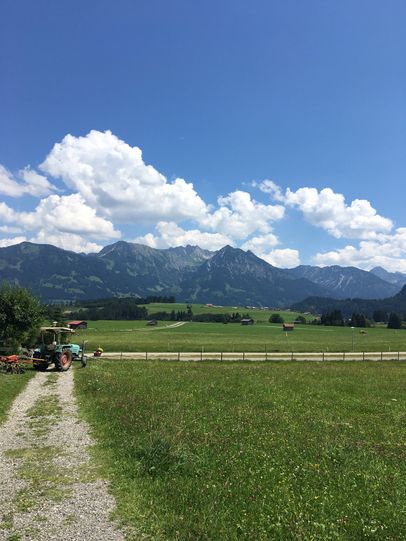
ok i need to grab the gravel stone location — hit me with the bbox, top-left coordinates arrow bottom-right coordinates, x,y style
0,370 -> 125,540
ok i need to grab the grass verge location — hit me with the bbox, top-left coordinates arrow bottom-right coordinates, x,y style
0,368 -> 35,424
75,359 -> 406,540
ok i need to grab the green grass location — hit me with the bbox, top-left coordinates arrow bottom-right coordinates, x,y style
75,319 -> 406,353
0,369 -> 35,424
140,303 -> 311,323
75,360 -> 406,540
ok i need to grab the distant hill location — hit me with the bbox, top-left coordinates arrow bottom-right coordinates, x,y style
0,240 -> 404,306
178,245 -> 326,306
288,264 -> 400,299
370,266 -> 406,288
291,285 -> 406,318
0,241 -> 212,302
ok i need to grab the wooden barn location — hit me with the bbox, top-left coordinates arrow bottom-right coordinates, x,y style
241,318 -> 254,325
68,320 -> 88,330
283,323 -> 294,331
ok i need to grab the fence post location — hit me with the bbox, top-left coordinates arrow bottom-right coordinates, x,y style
243,351 -> 245,361
363,351 -> 365,361
343,352 -> 345,361
398,351 -> 400,361
381,351 -> 383,361
322,352 -> 324,362
120,351 -> 122,361
178,351 -> 180,361
221,351 -> 223,361
145,351 -> 148,360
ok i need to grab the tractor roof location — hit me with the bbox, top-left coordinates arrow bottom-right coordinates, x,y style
40,326 -> 75,334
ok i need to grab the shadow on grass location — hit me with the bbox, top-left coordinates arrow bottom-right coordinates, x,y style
135,438 -> 185,477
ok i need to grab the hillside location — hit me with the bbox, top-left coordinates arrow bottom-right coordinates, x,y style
288,264 -> 399,299
179,245 -> 326,306
0,241 -> 403,306
370,266 -> 406,288
291,285 -> 406,317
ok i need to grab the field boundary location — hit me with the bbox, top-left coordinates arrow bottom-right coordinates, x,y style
101,351 -> 406,362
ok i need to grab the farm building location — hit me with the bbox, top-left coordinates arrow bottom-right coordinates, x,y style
147,320 -> 158,326
241,318 -> 254,325
68,320 -> 88,330
283,323 -> 294,331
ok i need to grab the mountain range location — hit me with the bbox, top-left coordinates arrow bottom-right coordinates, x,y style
291,284 -> 406,318
0,241 -> 404,306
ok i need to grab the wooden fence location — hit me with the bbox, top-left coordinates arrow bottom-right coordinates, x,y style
102,351 -> 406,362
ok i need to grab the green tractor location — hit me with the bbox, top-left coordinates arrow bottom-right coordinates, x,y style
33,327 -> 87,372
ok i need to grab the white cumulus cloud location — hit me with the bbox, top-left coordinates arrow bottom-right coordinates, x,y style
0,236 -> 27,248
257,181 -> 393,240
314,227 -> 406,273
241,234 -> 300,268
0,194 -> 120,253
261,249 -> 300,268
0,194 -> 120,240
201,190 -> 285,240
135,222 -> 233,251
0,164 -> 55,198
19,167 -> 56,197
32,194 -> 120,239
0,165 -> 24,197
31,231 -> 103,253
255,179 -> 284,201
285,186 -> 392,239
40,130 -> 208,223
241,233 -> 280,252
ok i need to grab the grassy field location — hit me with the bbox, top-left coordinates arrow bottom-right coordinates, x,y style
75,360 -> 406,540
0,369 -> 35,424
140,303 -> 311,323
75,320 -> 406,353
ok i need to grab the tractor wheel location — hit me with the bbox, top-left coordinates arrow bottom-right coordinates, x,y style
34,362 -> 48,372
54,350 -> 73,372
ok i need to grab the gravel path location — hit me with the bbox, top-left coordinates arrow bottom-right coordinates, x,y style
0,370 -> 125,541
129,321 -> 187,332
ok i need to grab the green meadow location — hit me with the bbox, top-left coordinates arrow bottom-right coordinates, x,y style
75,360 -> 406,540
75,319 -> 405,353
139,303 -> 310,322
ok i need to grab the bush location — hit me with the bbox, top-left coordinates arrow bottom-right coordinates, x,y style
387,313 -> 402,330
0,284 -> 44,350
372,310 -> 388,323
269,313 -> 284,324
320,310 -> 344,326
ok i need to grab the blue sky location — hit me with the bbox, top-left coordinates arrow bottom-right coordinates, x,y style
0,0 -> 405,271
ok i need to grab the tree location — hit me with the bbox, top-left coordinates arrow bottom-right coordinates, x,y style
373,310 -> 388,323
387,313 -> 402,330
350,313 -> 367,328
0,284 -> 44,350
269,313 -> 284,324
320,310 -> 344,326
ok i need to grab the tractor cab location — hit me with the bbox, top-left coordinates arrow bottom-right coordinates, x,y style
33,327 -> 86,371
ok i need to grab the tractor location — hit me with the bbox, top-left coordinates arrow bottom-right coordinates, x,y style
33,326 -> 87,372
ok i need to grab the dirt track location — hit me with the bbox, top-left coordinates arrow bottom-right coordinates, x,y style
0,371 -> 124,541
